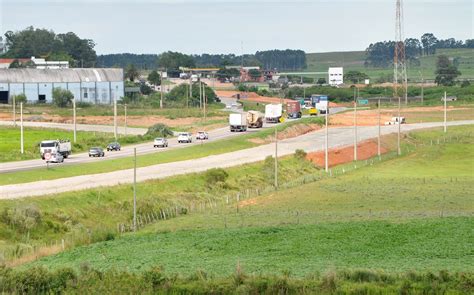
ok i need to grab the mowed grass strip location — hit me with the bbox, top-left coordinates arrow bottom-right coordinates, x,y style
0,117 -> 324,185
26,217 -> 473,275
0,126 -> 148,163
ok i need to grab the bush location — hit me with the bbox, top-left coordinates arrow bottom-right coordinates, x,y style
294,149 -> 307,160
461,80 -> 471,88
145,123 -> 173,138
52,88 -> 74,108
204,168 -> 229,187
13,93 -> 27,104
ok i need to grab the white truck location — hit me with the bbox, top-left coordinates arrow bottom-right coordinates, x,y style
40,140 -> 71,160
229,113 -> 247,132
265,104 -> 283,123
246,110 -> 264,128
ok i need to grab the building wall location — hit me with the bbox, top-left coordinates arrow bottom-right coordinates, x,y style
0,81 -> 124,104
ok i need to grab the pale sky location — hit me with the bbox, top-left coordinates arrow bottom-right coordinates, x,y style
0,0 -> 472,55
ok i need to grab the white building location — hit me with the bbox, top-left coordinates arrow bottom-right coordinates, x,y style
328,67 -> 344,86
31,56 -> 69,69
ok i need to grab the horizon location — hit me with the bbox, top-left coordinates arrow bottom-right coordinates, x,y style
1,0 -> 472,55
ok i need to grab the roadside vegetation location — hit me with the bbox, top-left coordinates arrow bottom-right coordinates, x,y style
0,117 -> 325,185
0,126 -> 149,162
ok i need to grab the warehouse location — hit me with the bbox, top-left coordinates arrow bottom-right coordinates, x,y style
0,68 -> 124,104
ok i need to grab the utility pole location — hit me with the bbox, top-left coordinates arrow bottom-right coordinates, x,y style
397,94 -> 401,156
199,79 -> 202,109
353,87 -> 358,161
274,126 -> 278,188
12,95 -> 16,127
73,98 -> 77,143
378,98 -> 381,159
394,0 -> 407,155
325,107 -> 329,172
124,104 -> 127,137
113,98 -> 117,140
419,71 -> 424,104
444,91 -> 447,133
20,102 -> 24,154
203,83 -> 207,122
133,147 -> 137,231
160,71 -> 163,109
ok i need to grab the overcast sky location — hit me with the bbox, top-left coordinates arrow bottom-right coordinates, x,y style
0,0 -> 472,55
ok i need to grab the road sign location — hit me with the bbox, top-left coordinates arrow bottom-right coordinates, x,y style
44,153 -> 51,161
279,117 -> 286,123
358,99 -> 369,105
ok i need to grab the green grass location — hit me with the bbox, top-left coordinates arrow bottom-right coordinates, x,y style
17,125 -> 474,276
0,126 -> 149,162
304,48 -> 474,81
0,117 -> 324,185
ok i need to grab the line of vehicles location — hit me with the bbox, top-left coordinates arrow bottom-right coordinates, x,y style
229,94 -> 329,132
39,131 -> 211,163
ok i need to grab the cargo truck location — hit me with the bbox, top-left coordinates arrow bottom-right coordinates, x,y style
310,95 -> 329,114
265,104 -> 283,123
246,111 -> 264,128
229,113 -> 247,132
286,101 -> 302,119
40,140 -> 71,160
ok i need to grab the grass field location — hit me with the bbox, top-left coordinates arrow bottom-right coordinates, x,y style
305,48 -> 474,81
0,126 -> 149,162
20,125 -> 474,277
0,117 -> 324,185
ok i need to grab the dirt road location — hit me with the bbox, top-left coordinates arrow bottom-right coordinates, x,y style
2,120 -> 472,199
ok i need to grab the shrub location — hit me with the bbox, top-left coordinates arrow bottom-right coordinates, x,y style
294,149 -> 307,160
204,168 -> 229,187
52,88 -> 74,108
13,93 -> 27,104
0,205 -> 42,232
461,80 -> 471,88
146,123 -> 173,138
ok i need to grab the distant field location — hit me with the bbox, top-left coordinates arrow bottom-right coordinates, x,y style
24,125 -> 474,276
304,48 -> 474,81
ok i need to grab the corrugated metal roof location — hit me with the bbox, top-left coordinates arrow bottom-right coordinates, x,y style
0,68 -> 123,83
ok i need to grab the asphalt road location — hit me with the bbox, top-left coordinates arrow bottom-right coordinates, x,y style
1,103 -> 346,174
2,120 -> 472,199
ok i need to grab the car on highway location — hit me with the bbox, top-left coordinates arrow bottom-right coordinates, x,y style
153,137 -> 168,148
196,131 -> 209,140
46,153 -> 64,163
107,142 -> 121,151
89,147 -> 105,157
178,132 -> 192,143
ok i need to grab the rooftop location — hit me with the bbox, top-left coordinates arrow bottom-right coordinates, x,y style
0,68 -> 124,83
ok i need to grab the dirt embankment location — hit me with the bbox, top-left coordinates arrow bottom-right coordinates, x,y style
306,140 -> 388,168
249,123 -> 322,144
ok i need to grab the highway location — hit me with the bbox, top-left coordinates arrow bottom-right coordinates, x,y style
1,120 -> 472,199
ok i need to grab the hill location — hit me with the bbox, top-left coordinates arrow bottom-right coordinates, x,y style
24,125 -> 474,276
305,48 -> 474,81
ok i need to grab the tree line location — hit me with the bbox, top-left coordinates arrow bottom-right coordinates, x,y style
1,27 -> 97,67
365,33 -> 473,68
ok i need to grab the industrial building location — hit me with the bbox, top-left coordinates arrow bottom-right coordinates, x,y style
0,68 -> 124,104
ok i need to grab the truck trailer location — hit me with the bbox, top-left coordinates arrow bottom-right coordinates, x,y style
310,95 -> 329,114
265,104 -> 283,123
286,101 -> 302,119
246,111 -> 264,128
40,140 -> 71,159
229,113 -> 247,132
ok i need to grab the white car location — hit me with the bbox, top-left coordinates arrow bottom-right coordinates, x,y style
46,153 -> 64,163
153,138 -> 168,148
177,132 -> 192,143
196,131 -> 209,140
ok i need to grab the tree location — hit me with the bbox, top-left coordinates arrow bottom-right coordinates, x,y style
52,88 -> 74,107
435,55 -> 461,86
147,70 -> 161,86
13,93 -> 27,104
421,33 -> 438,55
157,51 -> 195,70
125,64 -> 139,82
344,71 -> 369,84
317,78 -> 326,85
248,69 -> 262,80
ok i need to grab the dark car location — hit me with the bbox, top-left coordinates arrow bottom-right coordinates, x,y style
89,147 -> 105,157
107,142 -> 121,151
